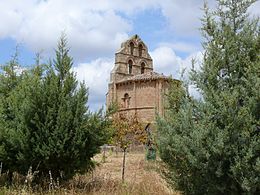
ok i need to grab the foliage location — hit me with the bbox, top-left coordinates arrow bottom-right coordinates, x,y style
112,113 -> 146,150
157,0 -> 260,194
0,36 -> 109,181
111,112 -> 146,181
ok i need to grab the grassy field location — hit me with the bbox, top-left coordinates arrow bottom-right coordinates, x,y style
0,149 -> 179,195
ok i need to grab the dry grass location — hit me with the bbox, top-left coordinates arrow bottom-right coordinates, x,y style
0,149 -> 179,195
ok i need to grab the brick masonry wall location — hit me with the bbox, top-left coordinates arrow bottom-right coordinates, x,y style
114,79 -> 168,124
106,35 -> 172,127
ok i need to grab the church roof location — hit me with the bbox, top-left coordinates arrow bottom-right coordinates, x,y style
116,71 -> 170,84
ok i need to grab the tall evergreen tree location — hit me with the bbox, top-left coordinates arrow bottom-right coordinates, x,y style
157,0 -> 259,194
0,51 -> 24,177
0,36 -> 109,181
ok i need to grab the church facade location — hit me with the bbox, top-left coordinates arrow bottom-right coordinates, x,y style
106,35 -> 172,126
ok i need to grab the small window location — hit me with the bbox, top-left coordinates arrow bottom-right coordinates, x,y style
128,60 -> 133,74
138,44 -> 143,57
124,93 -> 130,108
141,62 -> 145,74
130,42 -> 134,55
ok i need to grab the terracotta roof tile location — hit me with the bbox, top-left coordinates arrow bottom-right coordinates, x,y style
117,72 -> 170,84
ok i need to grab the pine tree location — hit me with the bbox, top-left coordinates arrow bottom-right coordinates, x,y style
0,36 -> 109,181
157,0 -> 260,194
0,51 -> 25,179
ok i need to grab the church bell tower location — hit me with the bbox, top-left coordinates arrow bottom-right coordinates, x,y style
110,34 -> 153,83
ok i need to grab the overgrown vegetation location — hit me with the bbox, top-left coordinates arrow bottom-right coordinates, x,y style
0,35 -> 109,182
0,150 -> 176,195
157,0 -> 260,194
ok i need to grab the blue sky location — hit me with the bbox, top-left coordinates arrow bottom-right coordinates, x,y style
0,0 -> 259,110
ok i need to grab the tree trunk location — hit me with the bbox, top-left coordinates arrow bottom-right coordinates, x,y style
102,145 -> 106,162
122,148 -> 126,182
7,171 -> 13,185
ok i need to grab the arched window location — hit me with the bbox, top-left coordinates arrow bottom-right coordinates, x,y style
124,93 -> 130,108
130,42 -> 134,55
138,44 -> 143,57
128,60 -> 133,74
141,62 -> 145,74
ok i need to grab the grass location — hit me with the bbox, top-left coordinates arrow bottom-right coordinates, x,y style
0,149 -> 179,195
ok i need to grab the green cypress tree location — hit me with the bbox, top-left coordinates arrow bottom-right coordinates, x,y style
0,36 -> 109,181
0,51 -> 24,178
157,0 -> 260,194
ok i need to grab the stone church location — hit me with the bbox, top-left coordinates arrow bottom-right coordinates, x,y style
106,35 -> 172,127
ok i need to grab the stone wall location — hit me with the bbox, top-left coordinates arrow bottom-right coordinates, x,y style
114,79 -> 169,124
106,35 -> 172,127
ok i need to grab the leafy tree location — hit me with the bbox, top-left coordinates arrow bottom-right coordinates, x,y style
112,112 -> 146,181
157,0 -> 260,194
0,36 -> 109,181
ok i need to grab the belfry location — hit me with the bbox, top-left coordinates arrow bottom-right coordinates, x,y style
106,35 -> 173,127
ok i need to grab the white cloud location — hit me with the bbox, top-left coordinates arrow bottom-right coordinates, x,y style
181,52 -> 204,100
0,0 -> 258,60
151,46 -> 203,100
0,0 -> 214,59
188,84 -> 202,100
181,51 -> 204,100
156,0 -> 259,37
150,46 -> 182,78
0,0 -> 132,61
73,58 -> 113,111
158,41 -> 200,53
156,0 -> 216,36
248,1 -> 260,17
150,46 -> 203,78
181,51 -> 203,78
